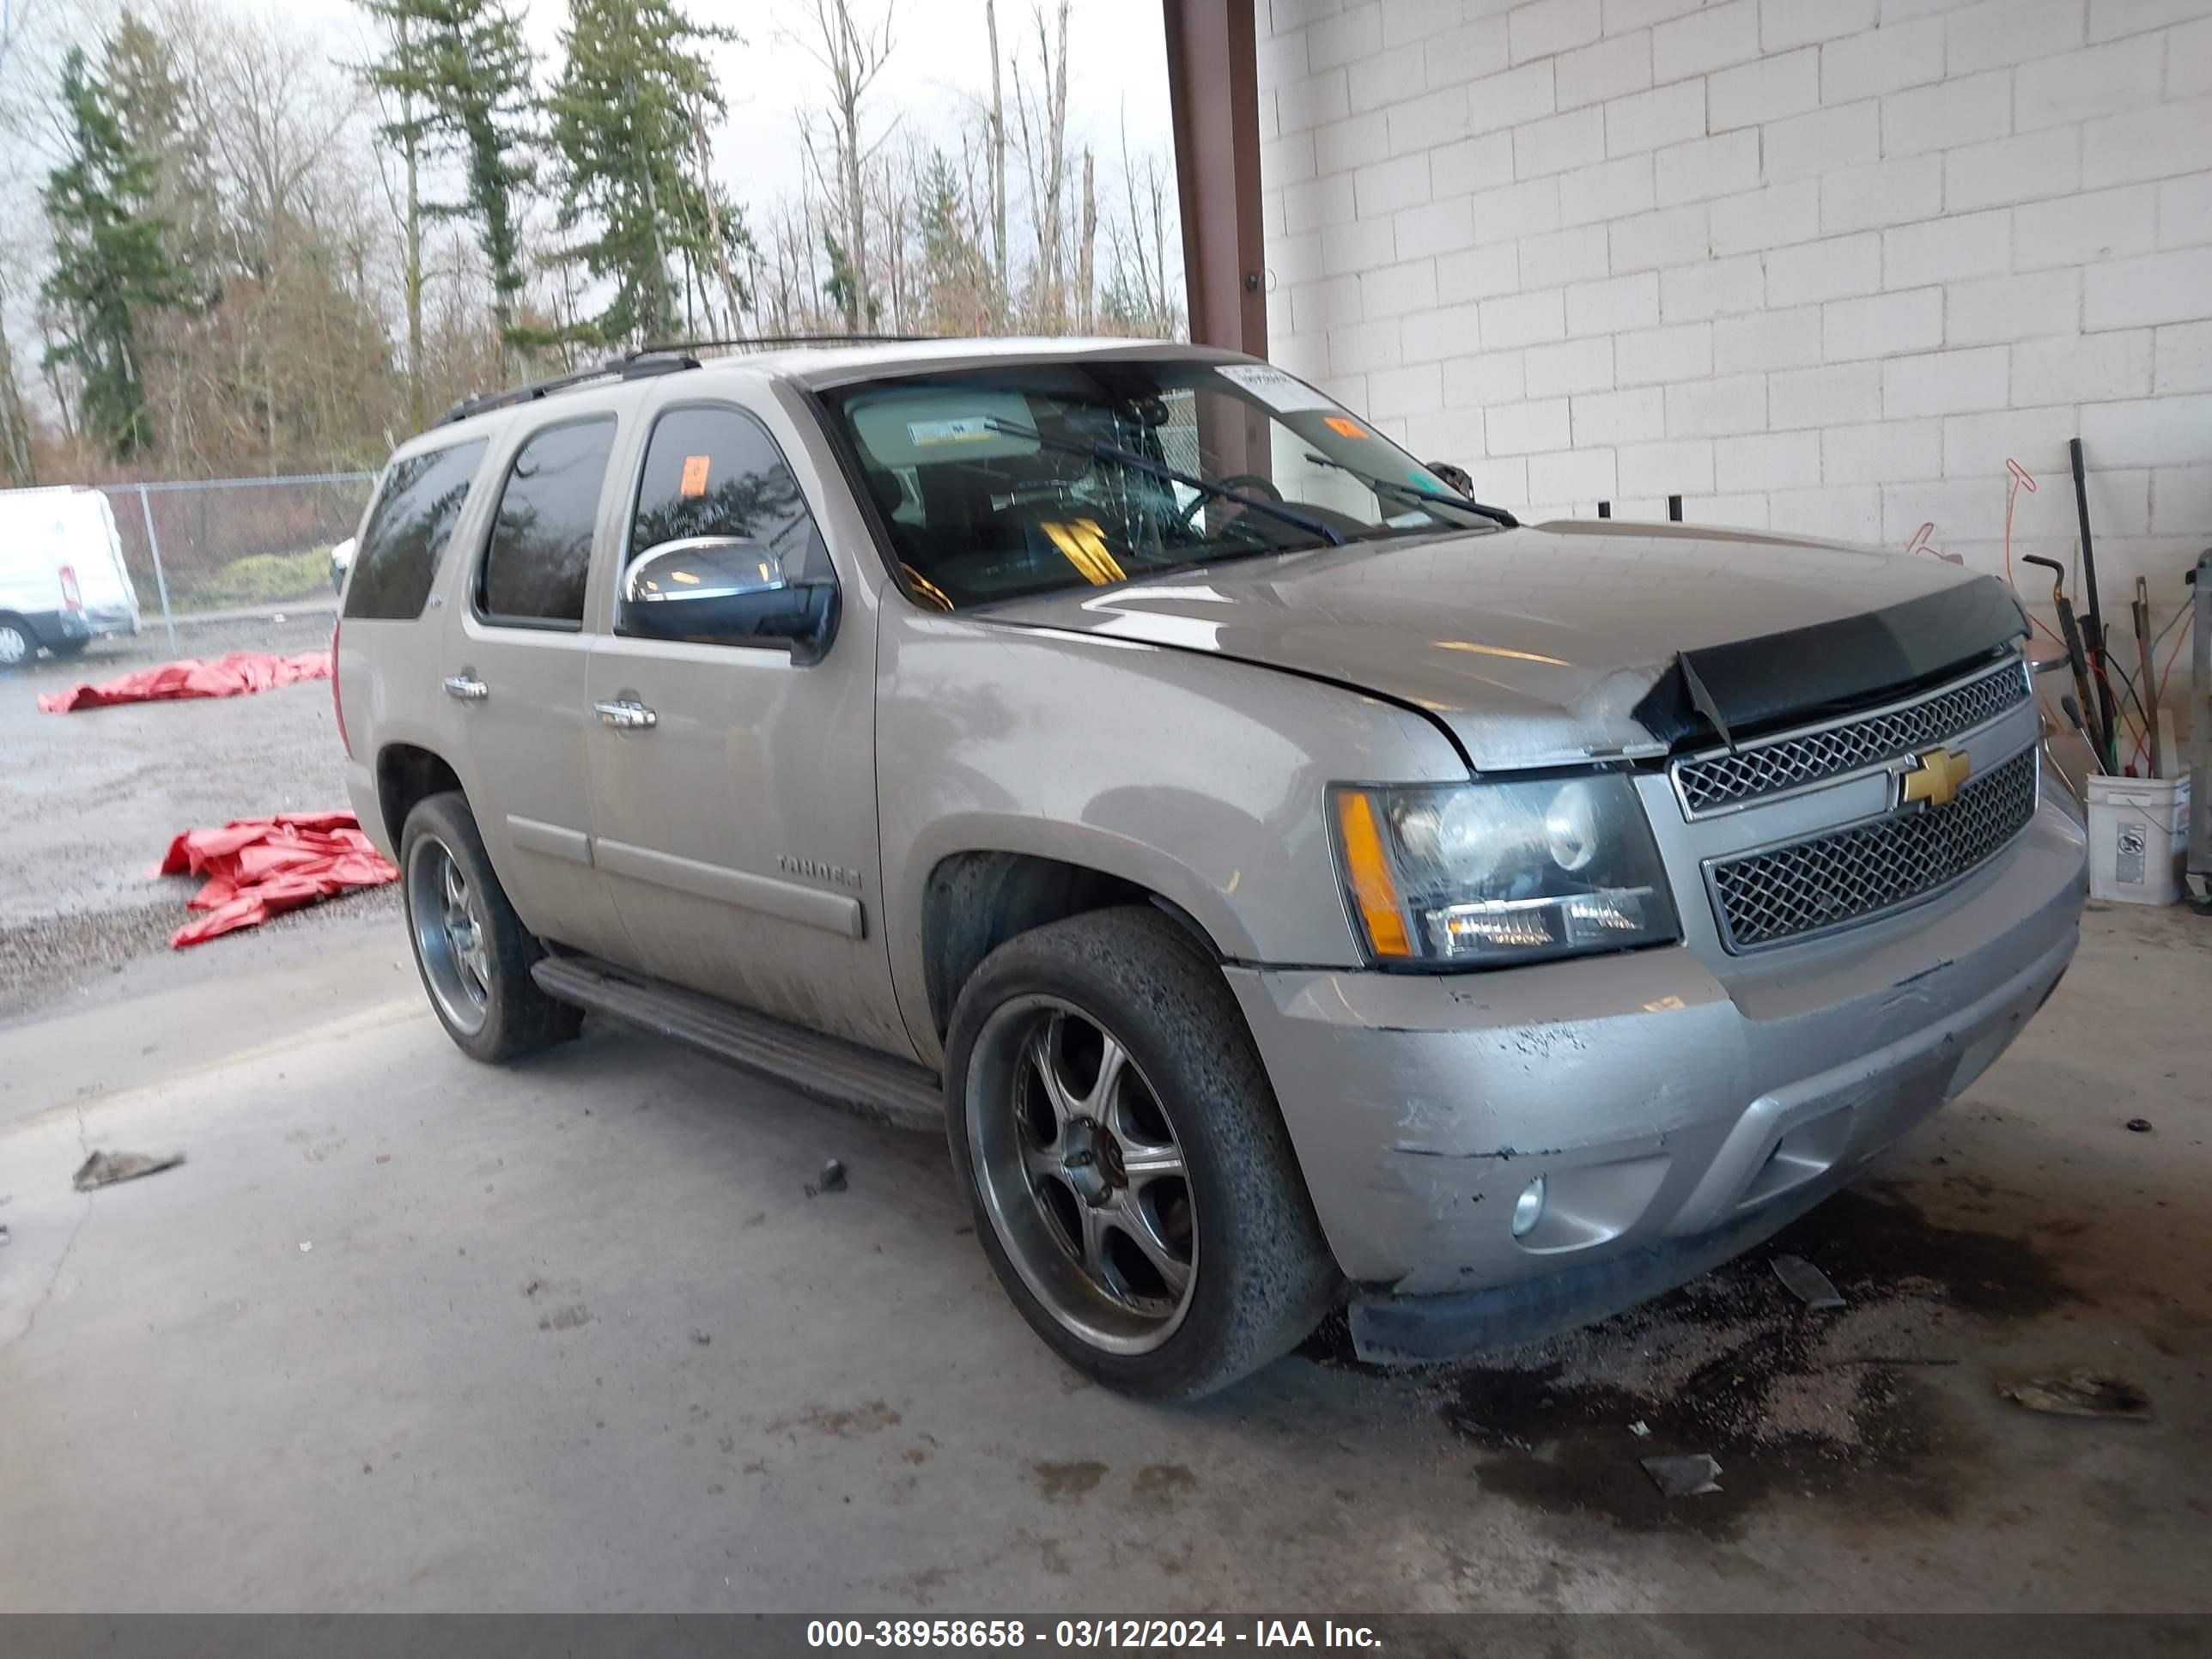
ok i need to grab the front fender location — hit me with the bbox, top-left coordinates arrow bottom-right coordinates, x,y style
876,611 -> 1468,1066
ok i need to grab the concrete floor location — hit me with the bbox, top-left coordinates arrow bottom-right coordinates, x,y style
2,902 -> 2209,1613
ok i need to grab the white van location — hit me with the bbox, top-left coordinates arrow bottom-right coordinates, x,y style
0,486 -> 141,666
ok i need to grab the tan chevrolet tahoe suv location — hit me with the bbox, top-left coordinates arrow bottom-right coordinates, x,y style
337,337 -> 2087,1399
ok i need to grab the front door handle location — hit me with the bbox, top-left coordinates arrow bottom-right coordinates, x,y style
593,699 -> 658,731
442,674 -> 489,702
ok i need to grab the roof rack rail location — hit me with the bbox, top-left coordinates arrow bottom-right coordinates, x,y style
434,333 -> 941,427
635,332 -> 937,355
436,349 -> 701,427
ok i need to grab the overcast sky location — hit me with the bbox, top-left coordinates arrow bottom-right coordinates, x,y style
289,0 -> 1177,222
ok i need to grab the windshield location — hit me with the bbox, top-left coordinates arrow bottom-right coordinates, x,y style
818,358 -> 1508,610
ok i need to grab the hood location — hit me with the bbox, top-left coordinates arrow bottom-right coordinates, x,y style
977,520 -> 2025,769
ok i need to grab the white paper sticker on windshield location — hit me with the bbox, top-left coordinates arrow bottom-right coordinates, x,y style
1216,363 -> 1339,414
906,416 -> 1000,447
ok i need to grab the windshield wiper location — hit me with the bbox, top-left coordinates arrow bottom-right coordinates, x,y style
1301,451 -> 1519,529
983,418 -> 1345,547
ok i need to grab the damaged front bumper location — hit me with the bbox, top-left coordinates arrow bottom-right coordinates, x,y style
1223,793 -> 2086,1364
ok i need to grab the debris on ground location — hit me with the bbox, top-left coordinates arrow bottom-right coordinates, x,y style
1640,1454 -> 1723,1497
1827,1355 -> 1957,1368
72,1149 -> 186,1191
2125,1118 -> 2153,1133
1628,1419 -> 1650,1437
690,1329 -> 713,1346
38,650 -> 332,714
153,812 -> 398,946
817,1157 -> 848,1194
2002,1373 -> 2153,1420
0,1223 -> 10,1246
299,1242 -> 313,1253
1772,1254 -> 1846,1310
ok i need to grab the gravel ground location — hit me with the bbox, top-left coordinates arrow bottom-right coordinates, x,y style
0,608 -> 378,1016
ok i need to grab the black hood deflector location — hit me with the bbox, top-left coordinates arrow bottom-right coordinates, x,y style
1632,574 -> 2028,750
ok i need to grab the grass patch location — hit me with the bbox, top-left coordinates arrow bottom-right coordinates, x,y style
173,548 -> 332,611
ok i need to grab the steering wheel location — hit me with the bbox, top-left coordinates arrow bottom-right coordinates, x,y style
1174,472 -> 1285,533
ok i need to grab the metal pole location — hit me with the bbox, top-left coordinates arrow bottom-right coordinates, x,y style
2189,553 -> 2210,904
2069,438 -> 2118,772
1162,0 -> 1266,360
137,483 -> 177,653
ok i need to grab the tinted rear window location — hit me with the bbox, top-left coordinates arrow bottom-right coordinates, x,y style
478,418 -> 617,627
343,439 -> 488,620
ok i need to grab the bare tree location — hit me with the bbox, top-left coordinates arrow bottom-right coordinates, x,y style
357,9 -> 430,427
689,92 -> 750,335
1011,0 -> 1071,330
984,0 -> 1006,304
0,0 -> 61,480
1100,117 -> 1180,339
1076,144 -> 1094,332
787,0 -> 896,332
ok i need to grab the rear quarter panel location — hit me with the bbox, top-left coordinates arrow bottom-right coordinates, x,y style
875,610 -> 1470,1069
335,435 -> 505,861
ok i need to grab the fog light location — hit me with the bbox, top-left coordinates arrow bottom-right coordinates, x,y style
1510,1175 -> 1547,1238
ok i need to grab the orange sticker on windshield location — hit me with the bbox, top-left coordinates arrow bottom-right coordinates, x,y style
679,455 -> 711,497
1324,416 -> 1368,439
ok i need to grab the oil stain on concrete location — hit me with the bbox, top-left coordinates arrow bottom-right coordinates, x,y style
1316,1184 -> 2075,1537
771,1399 -> 903,1439
1031,1458 -> 1109,1501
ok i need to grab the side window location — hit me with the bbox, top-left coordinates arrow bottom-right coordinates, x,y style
343,438 -> 487,621
626,405 -> 829,586
477,417 -> 618,628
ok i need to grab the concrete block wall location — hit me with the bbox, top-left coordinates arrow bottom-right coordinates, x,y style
1258,0 -> 2212,630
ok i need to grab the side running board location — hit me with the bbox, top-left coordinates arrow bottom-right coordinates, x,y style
530,954 -> 943,1131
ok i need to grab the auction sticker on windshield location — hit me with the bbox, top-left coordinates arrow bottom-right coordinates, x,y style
1216,363 -> 1338,414
908,417 -> 1000,447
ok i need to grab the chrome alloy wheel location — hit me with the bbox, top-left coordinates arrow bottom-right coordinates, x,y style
407,836 -> 491,1036
968,996 -> 1198,1354
0,622 -> 29,667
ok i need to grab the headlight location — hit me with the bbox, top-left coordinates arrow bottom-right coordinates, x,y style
1329,775 -> 1680,967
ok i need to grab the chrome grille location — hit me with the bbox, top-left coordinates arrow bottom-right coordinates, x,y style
1674,659 -> 2029,815
1708,746 -> 2039,951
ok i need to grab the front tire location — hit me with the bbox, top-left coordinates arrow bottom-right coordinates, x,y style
399,791 -> 581,1063
0,616 -> 31,669
945,907 -> 1339,1400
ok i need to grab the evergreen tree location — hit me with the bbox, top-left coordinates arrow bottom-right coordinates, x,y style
546,0 -> 738,348
820,229 -> 868,331
40,46 -> 191,459
103,10 -> 221,296
915,149 -> 990,333
356,0 -> 537,372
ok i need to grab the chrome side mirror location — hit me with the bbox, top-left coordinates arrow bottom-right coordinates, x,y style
618,535 -> 838,662
623,536 -> 786,605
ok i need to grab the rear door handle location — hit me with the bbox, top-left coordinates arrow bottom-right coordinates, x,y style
593,699 -> 658,731
442,674 -> 489,702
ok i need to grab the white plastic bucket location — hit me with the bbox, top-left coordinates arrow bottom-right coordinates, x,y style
2084,773 -> 2190,905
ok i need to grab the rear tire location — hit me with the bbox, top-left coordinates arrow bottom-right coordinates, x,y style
399,791 -> 581,1063
945,906 -> 1340,1401
0,616 -> 31,669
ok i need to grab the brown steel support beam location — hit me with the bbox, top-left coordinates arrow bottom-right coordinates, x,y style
1162,0 -> 1267,360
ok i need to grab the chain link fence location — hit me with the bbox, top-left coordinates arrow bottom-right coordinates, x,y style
95,471 -> 379,641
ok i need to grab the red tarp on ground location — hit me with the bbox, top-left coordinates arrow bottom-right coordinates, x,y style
39,650 -> 332,713
152,811 -> 398,947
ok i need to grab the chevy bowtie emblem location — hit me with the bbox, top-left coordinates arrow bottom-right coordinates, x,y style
1899,746 -> 1972,809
